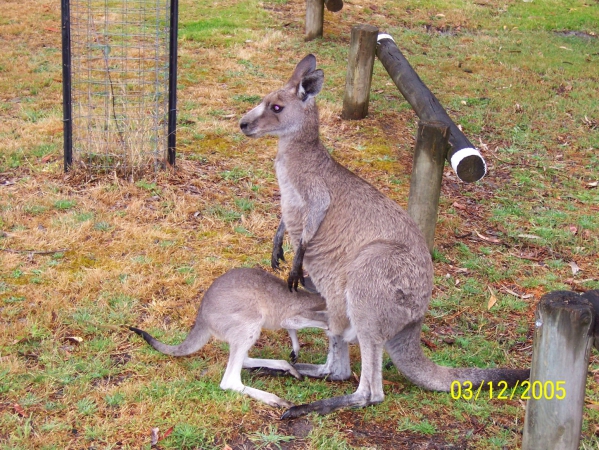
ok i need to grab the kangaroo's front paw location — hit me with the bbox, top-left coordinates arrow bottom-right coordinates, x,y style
271,245 -> 285,271
287,268 -> 305,292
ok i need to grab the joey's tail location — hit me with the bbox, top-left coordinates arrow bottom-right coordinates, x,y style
385,322 -> 529,391
129,318 -> 211,357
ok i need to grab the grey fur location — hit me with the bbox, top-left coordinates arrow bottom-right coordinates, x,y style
129,267 -> 328,408
240,54 -> 529,418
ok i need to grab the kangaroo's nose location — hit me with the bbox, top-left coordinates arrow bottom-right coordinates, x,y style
239,121 -> 249,132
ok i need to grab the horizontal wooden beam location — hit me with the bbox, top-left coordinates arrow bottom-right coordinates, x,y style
376,33 -> 487,183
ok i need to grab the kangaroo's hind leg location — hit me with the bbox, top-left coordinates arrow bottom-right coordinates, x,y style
283,241 -> 423,418
290,292 -> 351,381
292,334 -> 350,380
285,264 -> 389,418
221,339 -> 295,408
282,336 -> 384,418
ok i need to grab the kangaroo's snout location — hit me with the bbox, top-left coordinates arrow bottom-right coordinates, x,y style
239,105 -> 262,137
239,117 -> 258,137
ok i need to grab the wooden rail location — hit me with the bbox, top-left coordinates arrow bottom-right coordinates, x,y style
376,34 -> 486,183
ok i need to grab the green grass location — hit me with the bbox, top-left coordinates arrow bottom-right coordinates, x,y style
179,0 -> 269,46
502,0 -> 599,32
249,425 -> 295,449
397,417 -> 437,435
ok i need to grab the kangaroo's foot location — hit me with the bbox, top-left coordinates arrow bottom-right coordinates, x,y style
238,386 -> 295,409
281,392 -> 381,419
221,362 -> 296,407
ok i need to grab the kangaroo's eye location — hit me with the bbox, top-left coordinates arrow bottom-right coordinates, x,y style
271,104 -> 283,113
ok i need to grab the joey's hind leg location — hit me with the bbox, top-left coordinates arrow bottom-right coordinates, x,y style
221,342 -> 294,408
243,356 -> 303,380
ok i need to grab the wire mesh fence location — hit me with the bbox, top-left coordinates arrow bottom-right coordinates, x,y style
62,0 -> 177,175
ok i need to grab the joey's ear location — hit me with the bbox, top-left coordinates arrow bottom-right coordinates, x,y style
298,69 -> 324,101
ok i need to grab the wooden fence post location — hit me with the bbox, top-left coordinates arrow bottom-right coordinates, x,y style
305,0 -> 324,41
407,121 -> 450,252
341,24 -> 379,120
522,291 -> 595,450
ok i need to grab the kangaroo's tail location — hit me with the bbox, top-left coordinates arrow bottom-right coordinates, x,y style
129,318 -> 211,357
385,321 -> 529,391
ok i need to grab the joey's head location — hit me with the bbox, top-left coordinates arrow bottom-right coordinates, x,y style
239,54 -> 324,139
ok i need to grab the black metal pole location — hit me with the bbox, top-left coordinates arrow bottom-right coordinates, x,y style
61,0 -> 73,172
167,0 -> 178,168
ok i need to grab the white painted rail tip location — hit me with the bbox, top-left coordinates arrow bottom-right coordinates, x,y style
377,33 -> 395,43
450,147 -> 487,176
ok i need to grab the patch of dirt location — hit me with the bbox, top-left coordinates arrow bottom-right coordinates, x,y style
424,24 -> 464,36
339,414 -> 471,449
91,372 -> 133,388
223,412 -> 473,450
554,30 -> 597,39
110,352 -> 132,366
221,416 -> 313,450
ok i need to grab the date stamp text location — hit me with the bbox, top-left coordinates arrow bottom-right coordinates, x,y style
450,380 -> 566,401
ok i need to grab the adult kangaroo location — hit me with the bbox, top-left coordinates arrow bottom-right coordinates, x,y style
129,268 -> 328,408
239,54 -> 529,418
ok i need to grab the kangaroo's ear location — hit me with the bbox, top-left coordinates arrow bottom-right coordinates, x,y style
298,69 -> 324,101
289,54 -> 317,84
